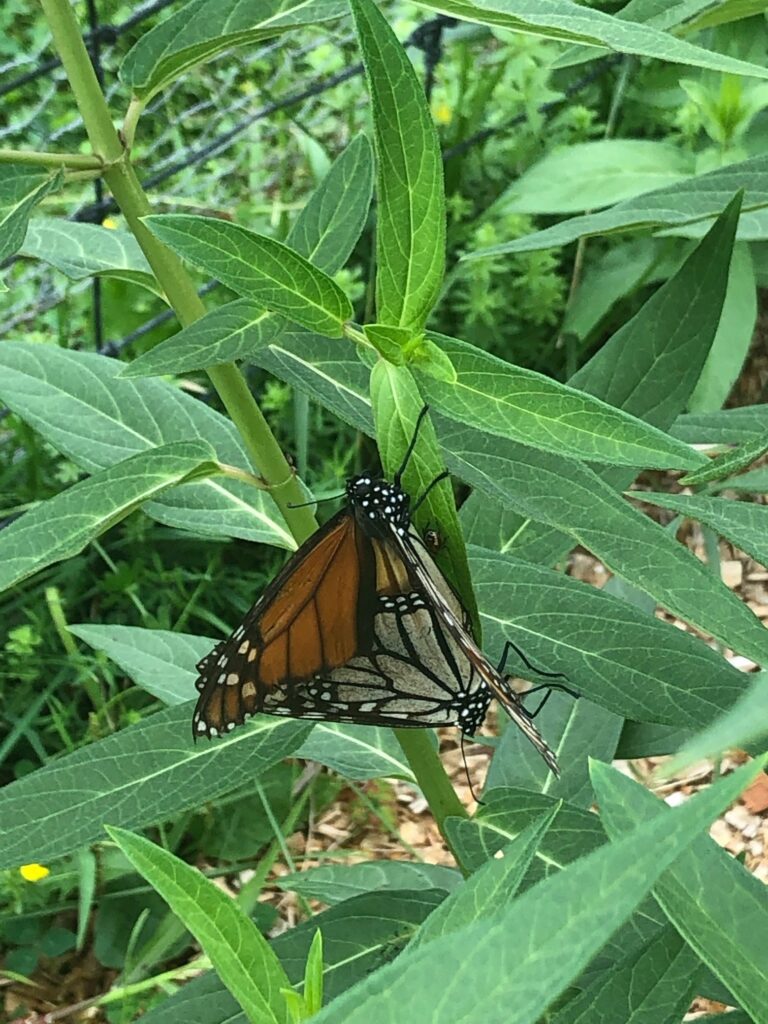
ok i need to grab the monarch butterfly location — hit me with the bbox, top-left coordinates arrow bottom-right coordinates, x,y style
193,409 -> 560,774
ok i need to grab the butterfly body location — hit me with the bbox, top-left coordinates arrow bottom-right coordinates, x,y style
193,464 -> 558,775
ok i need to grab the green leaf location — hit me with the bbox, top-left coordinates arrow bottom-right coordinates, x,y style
615,720 -> 694,759
254,329 -> 372,434
549,925 -> 700,1024
498,141 -> 693,214
680,428 -> 768,485
370,362 -> 477,632
662,205 -> 768,241
443,787 -> 604,877
415,0 -> 768,80
441,795 -> 667,983
672,406 -> 768,444
466,158 -> 763,257
120,299 -> 285,378
303,929 -> 324,1017
714,467 -> 768,492
441,425 -> 768,666
310,759 -> 765,1024
418,335 -> 704,470
693,1016 -> 753,1024
0,442 -> 218,595
21,219 -> 161,295
107,827 -> 291,1024
351,0 -> 445,331
615,0 -> 713,33
286,134 -> 373,275
640,490 -> 768,569
687,243 -> 757,413
411,337 -> 458,383
685,0 -> 768,31
140,890 -> 447,1024
0,708 -> 309,870
554,0 -> 715,69
464,195 -> 740,562
596,761 -> 768,1024
0,165 -> 62,280
279,863 -> 461,905
278,890 -> 446,1001
485,693 -> 623,809
296,723 -> 419,782
120,0 -> 346,101
69,624 -> 208,706
664,671 -> 768,772
363,324 -> 409,364
409,807 -> 559,948
123,136 -> 373,378
144,215 -> 353,336
0,343 -> 292,548
468,548 -> 748,730
561,237 -> 660,342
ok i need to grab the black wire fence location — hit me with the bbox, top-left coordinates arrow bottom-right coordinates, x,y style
0,1 -> 614,357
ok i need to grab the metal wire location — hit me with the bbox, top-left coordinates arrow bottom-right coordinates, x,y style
0,0 -> 177,100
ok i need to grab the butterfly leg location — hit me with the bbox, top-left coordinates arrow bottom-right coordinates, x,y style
497,639 -> 568,681
497,639 -> 580,716
523,686 -> 554,719
521,683 -> 581,722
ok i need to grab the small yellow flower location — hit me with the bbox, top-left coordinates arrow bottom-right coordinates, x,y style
102,217 -> 118,230
433,100 -> 452,126
19,863 -> 50,882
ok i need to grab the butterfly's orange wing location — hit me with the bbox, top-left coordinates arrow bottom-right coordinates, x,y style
193,510 -> 376,737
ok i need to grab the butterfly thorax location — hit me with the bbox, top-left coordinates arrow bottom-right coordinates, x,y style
346,474 -> 410,538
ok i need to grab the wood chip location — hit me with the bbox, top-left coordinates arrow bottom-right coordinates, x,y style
721,560 -> 743,589
742,773 -> 768,814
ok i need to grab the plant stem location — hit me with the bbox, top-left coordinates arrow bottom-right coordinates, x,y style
38,0 -> 316,545
122,96 -> 143,153
39,0 -> 463,835
0,147 -> 103,169
44,586 -> 78,658
45,585 -> 105,718
395,729 -> 469,872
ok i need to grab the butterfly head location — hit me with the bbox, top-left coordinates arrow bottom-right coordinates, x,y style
347,474 -> 410,535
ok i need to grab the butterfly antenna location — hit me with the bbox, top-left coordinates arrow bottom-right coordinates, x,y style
394,405 -> 430,486
412,470 -> 451,514
288,491 -> 345,510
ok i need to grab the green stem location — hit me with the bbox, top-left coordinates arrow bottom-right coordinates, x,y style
0,147 -> 103,169
45,585 -> 105,718
207,363 -> 317,544
122,96 -> 144,153
39,0 -> 316,545
395,730 -> 469,872
40,0 -> 462,837
44,585 -> 78,657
